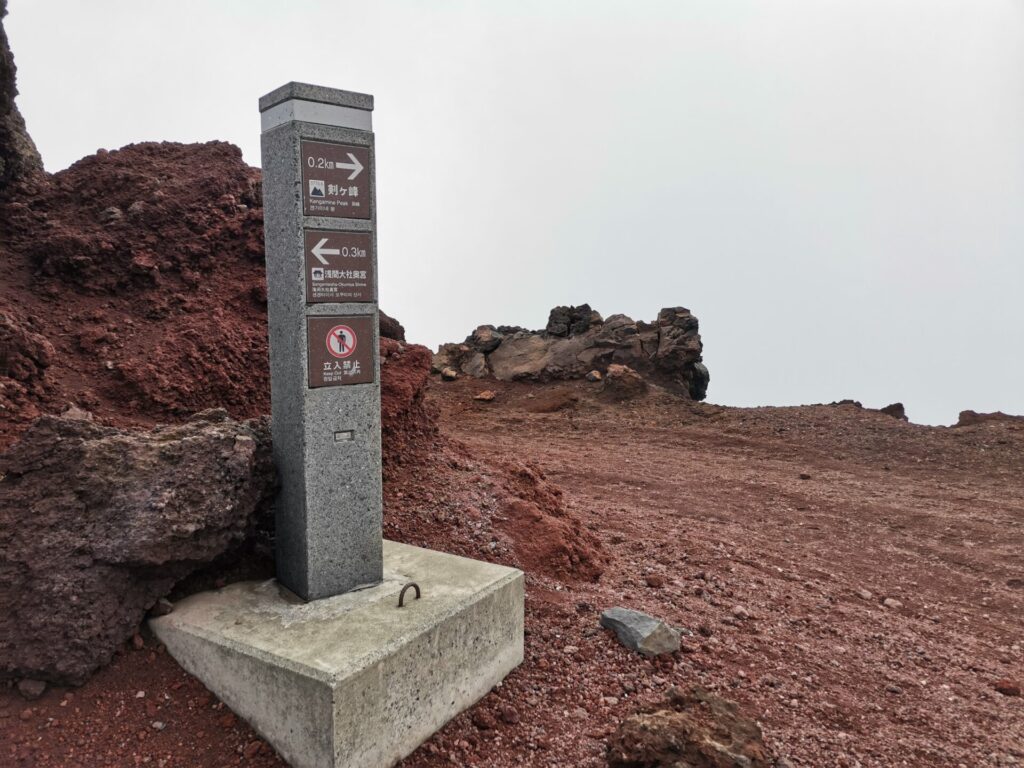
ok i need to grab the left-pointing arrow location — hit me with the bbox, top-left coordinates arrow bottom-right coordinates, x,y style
311,237 -> 340,265
334,152 -> 364,181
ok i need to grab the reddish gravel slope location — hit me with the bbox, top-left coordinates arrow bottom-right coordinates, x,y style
4,377 -> 1022,767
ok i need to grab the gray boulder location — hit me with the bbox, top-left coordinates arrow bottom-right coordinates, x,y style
0,409 -> 275,685
600,607 -> 681,658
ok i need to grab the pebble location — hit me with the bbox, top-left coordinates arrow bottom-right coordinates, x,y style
16,679 -> 46,701
19,708 -> 34,721
994,679 -> 1021,697
856,588 -> 873,601
885,684 -> 903,695
470,709 -> 496,730
644,574 -> 665,588
243,740 -> 262,759
602,696 -> 619,706
882,598 -> 903,609
151,721 -> 166,731
731,605 -> 750,620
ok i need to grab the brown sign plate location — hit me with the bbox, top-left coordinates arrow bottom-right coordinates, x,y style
301,140 -> 371,219
307,315 -> 375,388
303,229 -> 374,303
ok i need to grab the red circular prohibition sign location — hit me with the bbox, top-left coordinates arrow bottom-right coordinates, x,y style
326,324 -> 357,359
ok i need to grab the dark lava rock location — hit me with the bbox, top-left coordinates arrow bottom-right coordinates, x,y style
0,0 -> 44,192
379,310 -> 405,342
0,408 -> 275,685
607,685 -> 776,767
880,402 -> 908,421
545,304 -> 603,337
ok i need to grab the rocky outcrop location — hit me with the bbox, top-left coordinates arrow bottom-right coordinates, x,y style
607,686 -> 776,767
379,310 -> 406,342
0,409 -> 275,685
0,0 -> 43,192
955,410 -> 1024,428
434,304 -> 710,400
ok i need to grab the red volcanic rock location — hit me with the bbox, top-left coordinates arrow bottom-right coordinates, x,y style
0,409 -> 274,685
608,686 -> 775,768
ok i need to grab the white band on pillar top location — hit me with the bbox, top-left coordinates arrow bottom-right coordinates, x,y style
261,99 -> 373,133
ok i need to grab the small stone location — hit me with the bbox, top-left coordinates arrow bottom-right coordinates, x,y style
799,473 -> 812,480
217,713 -> 237,729
471,709 -> 496,730
885,684 -> 903,695
603,696 -> 619,706
135,690 -> 146,698
440,367 -> 458,381
149,598 -> 174,617
883,598 -> 903,609
994,679 -> 1021,697
600,607 -> 681,657
151,721 -> 166,731
563,645 -> 580,654
243,740 -> 262,759
644,574 -> 665,588
473,390 -> 496,402
132,633 -> 145,650
498,705 -> 520,725
19,708 -> 34,721
731,605 -> 750,620
16,679 -> 46,701
585,370 -> 602,382
856,588 -> 873,601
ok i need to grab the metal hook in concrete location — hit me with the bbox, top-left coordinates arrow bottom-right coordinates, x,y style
398,582 -> 421,608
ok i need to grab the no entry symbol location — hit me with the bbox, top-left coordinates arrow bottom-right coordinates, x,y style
326,324 -> 357,358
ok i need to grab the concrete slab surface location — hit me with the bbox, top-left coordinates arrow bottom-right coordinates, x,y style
151,541 -> 524,768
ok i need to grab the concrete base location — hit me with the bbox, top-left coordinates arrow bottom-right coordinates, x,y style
150,541 -> 524,768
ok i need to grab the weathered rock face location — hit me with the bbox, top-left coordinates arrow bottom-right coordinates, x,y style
0,409 -> 275,685
433,304 -> 710,400
0,0 -> 43,192
607,686 -> 776,768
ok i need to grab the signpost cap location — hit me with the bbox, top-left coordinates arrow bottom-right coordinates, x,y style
259,82 -> 374,114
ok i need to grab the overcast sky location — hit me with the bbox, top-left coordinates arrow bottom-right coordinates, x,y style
7,1 -> 1023,425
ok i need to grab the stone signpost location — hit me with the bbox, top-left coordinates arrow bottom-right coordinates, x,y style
150,82 -> 524,768
259,83 -> 382,600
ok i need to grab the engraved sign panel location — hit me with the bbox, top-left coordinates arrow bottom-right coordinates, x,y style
307,314 -> 375,387
303,229 -> 374,303
301,140 -> 371,219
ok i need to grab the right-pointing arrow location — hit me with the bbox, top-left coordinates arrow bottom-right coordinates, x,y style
334,152 -> 364,181
311,237 -> 340,265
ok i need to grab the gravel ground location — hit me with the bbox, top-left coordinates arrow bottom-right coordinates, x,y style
3,378 -> 1021,767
